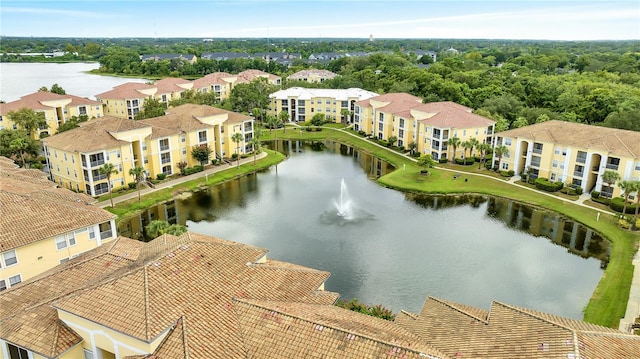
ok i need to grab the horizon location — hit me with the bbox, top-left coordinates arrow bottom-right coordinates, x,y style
1,1 -> 639,41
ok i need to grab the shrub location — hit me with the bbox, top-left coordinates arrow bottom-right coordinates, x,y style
420,169 -> 429,175
455,158 -> 474,165
591,191 -> 600,199
484,161 -> 493,169
507,170 -> 514,177
336,298 -> 395,321
438,158 -> 448,163
231,153 -> 238,160
128,182 -> 137,189
499,170 -> 511,177
575,187 -> 583,195
305,126 -> 313,131
357,130 -> 366,136
157,173 -> 166,181
534,178 -> 564,192
609,197 -> 638,214
593,196 -> 610,205
193,165 -> 203,172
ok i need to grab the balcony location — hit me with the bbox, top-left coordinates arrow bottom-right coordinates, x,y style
576,156 -> 587,164
161,157 -> 171,164
85,159 -> 105,168
592,166 -> 599,172
160,145 -> 170,152
532,148 -> 543,154
573,171 -> 584,178
606,164 -> 619,170
100,230 -> 113,240
94,187 -> 109,195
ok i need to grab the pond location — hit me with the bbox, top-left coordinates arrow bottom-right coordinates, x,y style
119,140 -> 608,319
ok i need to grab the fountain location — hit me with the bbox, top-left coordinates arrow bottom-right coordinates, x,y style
335,178 -> 352,219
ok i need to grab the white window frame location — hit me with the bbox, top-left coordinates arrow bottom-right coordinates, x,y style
56,235 -> 67,250
3,250 -> 17,267
9,274 -> 22,287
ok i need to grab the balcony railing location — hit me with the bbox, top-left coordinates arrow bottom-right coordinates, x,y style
576,156 -> 587,164
160,145 -> 170,152
161,157 -> 171,164
85,159 -> 105,168
530,161 -> 541,168
606,164 -> 619,170
532,148 -> 543,154
94,187 -> 109,195
573,171 -> 584,177
100,230 -> 113,239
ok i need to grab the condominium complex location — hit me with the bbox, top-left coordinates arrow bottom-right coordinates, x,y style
494,120 -> 640,198
287,69 -> 338,83
0,156 -> 116,289
42,104 -> 254,196
269,87 -> 379,123
0,91 -> 103,137
354,93 -> 495,158
2,231 -> 637,359
95,82 -> 157,120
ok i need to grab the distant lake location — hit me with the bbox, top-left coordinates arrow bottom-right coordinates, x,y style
0,62 -> 148,102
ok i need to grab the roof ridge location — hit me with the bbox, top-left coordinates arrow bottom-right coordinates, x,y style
613,132 -> 636,157
144,265 -> 152,342
492,301 -> 574,331
398,310 -> 420,320
233,299 -> 445,358
429,297 -> 488,323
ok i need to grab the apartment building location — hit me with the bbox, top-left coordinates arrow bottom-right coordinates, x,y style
95,82 -> 158,119
287,69 -> 338,83
2,231 -> 637,359
42,104 -> 254,196
354,93 -> 495,156
0,157 -> 116,289
153,77 -> 193,105
192,72 -> 237,101
236,69 -> 282,86
494,120 -> 640,198
269,87 -> 378,123
0,91 -> 103,137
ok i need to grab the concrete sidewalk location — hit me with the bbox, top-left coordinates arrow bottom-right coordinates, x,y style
98,152 -> 267,208
619,250 -> 640,332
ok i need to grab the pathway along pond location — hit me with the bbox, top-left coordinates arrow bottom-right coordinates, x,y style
119,140 -> 609,319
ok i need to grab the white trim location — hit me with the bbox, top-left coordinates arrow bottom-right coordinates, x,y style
62,320 -> 147,359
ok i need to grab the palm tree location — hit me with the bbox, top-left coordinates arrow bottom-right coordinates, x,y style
129,166 -> 145,202
278,110 -> 289,133
99,163 -> 118,208
632,181 -> 640,230
493,145 -> 509,170
477,143 -> 492,169
468,137 -> 480,158
251,107 -> 263,125
9,137 -> 29,168
601,170 -> 621,198
251,129 -> 263,165
446,137 -> 460,163
231,132 -> 244,169
618,180 -> 634,219
340,108 -> 351,124
461,140 -> 473,165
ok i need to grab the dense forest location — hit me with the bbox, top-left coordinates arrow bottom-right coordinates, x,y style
2,37 -> 639,131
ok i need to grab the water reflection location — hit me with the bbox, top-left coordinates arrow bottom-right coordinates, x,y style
407,193 -> 610,268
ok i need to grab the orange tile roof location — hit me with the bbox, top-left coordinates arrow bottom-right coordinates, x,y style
42,116 -> 150,152
288,69 -> 338,80
192,72 -> 235,89
167,103 -> 253,124
95,82 -> 157,100
395,296 -> 640,359
0,167 -> 114,251
418,102 -> 495,129
154,77 -> 192,94
0,91 -> 100,115
497,120 -> 640,159
236,69 -> 281,83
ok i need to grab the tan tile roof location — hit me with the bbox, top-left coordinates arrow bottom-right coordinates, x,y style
0,172 -> 114,251
0,91 -> 100,115
154,77 -> 193,94
395,296 -> 640,359
49,232 -> 337,357
42,116 -> 150,152
236,69 -> 281,83
288,69 -> 338,80
417,102 -> 495,128
96,82 -> 157,100
355,92 -> 423,108
497,120 -> 640,159
167,103 -> 252,124
192,72 -> 235,89
233,298 -> 449,359
0,238 -> 142,357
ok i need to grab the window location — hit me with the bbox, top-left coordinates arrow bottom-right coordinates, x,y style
161,152 -> 171,164
64,153 -> 67,161
326,99 -> 330,104
68,232 -> 76,246
89,227 -> 96,240
198,130 -> 207,143
9,274 -> 21,286
159,138 -> 169,151
180,134 -> 186,143
182,148 -> 187,155
56,235 -> 67,250
550,173 -> 556,181
504,138 -> 512,146
552,160 -> 558,168
3,250 -> 17,266
7,342 -> 28,359
142,142 -> 148,150
636,162 -> 640,171
399,118 -> 405,128
562,148 -> 567,156
84,349 -> 94,359
501,163 -> 509,170
0,280 -> 6,291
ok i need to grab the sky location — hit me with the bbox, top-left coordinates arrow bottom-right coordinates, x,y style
1,1 -> 639,40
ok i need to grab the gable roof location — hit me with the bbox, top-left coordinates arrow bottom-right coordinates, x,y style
497,120 -> 640,159
42,116 -> 150,152
417,101 -> 495,129
153,77 -> 193,94
236,69 -> 281,83
0,91 -> 100,115
395,296 -> 640,359
95,82 -> 157,100
166,103 -> 253,124
269,87 -> 379,101
192,72 -> 235,89
288,69 -> 338,80
0,162 -> 114,251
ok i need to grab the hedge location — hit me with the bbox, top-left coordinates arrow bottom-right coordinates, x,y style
609,197 -> 638,214
455,157 -> 475,165
534,178 -> 564,192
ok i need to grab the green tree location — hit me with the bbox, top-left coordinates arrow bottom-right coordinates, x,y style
493,144 -> 509,170
512,116 -> 530,129
310,113 -> 325,127
632,181 -> 640,230
278,110 -> 289,133
7,108 -> 47,137
191,144 -> 212,166
251,129 -> 263,165
251,107 -> 263,125
461,140 -> 473,165
447,136 -> 460,163
231,132 -> 243,168
99,163 -> 118,208
0,129 -> 39,162
602,170 -> 620,198
9,137 -> 29,168
50,83 -> 66,95
129,166 -> 145,202
340,108 -> 351,124
477,142 -> 492,169
146,220 -> 188,239
417,154 -> 436,168
56,115 -> 89,134
407,141 -> 417,156
387,136 -> 398,147
228,78 -> 276,114
134,98 -> 166,120
468,137 -> 480,157
618,180 -> 635,220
